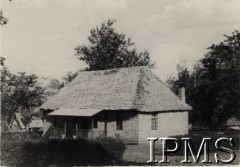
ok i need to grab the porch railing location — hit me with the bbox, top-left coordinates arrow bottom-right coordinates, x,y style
77,129 -> 106,139
51,127 -> 65,138
50,127 -> 137,143
77,129 -> 89,138
51,126 -> 106,139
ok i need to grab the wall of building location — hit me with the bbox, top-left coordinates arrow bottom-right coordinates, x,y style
94,110 -> 139,143
43,115 -> 51,137
110,111 -> 138,143
42,109 -> 54,138
43,110 -> 188,143
92,112 -> 105,138
158,111 -> 188,137
10,124 -> 19,132
138,111 -> 188,143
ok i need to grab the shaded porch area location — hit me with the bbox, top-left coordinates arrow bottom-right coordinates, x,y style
48,108 -> 105,139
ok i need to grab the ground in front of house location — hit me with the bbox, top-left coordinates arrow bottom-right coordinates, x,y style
122,130 -> 240,165
1,130 -> 239,166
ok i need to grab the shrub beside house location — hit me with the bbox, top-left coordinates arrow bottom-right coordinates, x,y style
0,132 -> 126,166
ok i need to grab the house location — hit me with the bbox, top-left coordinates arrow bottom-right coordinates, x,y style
225,117 -> 240,130
9,113 -> 26,132
9,113 -> 44,133
28,116 -> 44,133
40,66 -> 192,143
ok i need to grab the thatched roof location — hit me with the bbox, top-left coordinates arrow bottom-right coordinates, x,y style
48,108 -> 102,116
28,117 -> 43,128
41,66 -> 191,112
14,113 -> 26,129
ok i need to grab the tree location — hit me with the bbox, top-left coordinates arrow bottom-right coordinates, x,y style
0,9 -> 8,25
1,0 -> 12,26
62,71 -> 78,84
1,56 -> 13,130
166,62 -> 197,124
75,19 -> 154,71
8,72 -> 45,110
1,57 -> 45,130
43,71 -> 78,99
193,30 -> 240,128
167,30 -> 240,129
44,78 -> 64,97
49,78 -> 64,90
166,61 -> 192,96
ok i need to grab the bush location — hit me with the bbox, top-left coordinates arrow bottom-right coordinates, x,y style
22,138 -> 126,166
22,139 -> 106,166
1,133 -> 126,166
0,132 -> 42,166
96,137 -> 126,160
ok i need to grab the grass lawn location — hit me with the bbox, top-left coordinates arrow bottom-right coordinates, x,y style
122,129 -> 240,165
1,130 -> 239,166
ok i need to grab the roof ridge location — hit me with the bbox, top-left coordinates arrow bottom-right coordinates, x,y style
66,66 -> 149,87
132,67 -> 145,109
78,66 -> 149,74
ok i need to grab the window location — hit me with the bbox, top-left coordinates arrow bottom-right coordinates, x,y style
151,114 -> 158,130
116,114 -> 123,130
93,117 -> 98,129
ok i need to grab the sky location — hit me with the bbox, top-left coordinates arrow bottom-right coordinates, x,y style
1,0 -> 240,81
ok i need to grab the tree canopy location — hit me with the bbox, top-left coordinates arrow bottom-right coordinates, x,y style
75,19 -> 153,71
167,30 -> 240,129
0,9 -> 8,26
1,57 -> 45,130
43,71 -> 78,98
62,71 -> 78,84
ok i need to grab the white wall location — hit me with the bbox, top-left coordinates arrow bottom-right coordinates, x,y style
43,116 -> 51,137
138,111 -> 188,143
